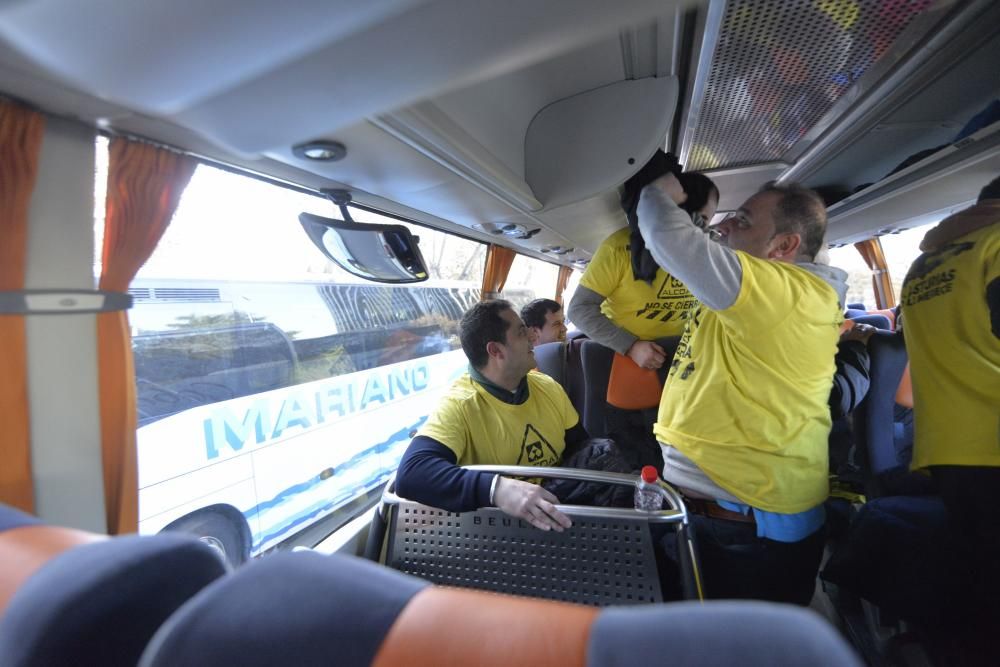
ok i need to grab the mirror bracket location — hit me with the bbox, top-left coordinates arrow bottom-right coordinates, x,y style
322,188 -> 355,222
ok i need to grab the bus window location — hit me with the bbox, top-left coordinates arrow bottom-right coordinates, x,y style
502,253 -> 562,310
126,159 -> 493,565
828,245 -> 876,309
879,223 -> 937,303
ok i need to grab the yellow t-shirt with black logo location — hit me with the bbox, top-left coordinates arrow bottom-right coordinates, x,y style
419,371 -> 578,467
653,253 -> 842,513
902,223 -> 1000,470
579,227 -> 698,338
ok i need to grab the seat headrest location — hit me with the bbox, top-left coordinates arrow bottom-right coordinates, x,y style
532,341 -> 566,385
0,533 -> 226,667
589,601 -> 862,666
140,552 -> 428,667
0,504 -> 40,533
143,551 -> 861,667
0,520 -> 102,615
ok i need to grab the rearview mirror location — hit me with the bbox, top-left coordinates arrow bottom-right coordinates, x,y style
299,212 -> 429,283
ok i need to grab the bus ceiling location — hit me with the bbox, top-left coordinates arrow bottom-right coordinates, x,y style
1,0 -> 998,254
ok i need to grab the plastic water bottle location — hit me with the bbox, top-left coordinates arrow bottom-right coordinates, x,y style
634,465 -> 663,511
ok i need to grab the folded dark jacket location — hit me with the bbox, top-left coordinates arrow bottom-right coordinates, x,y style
542,438 -> 635,508
622,149 -> 683,284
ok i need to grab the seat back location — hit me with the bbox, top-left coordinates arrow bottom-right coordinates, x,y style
533,337 -> 587,419
382,502 -> 663,605
0,505 -> 227,667
141,551 -> 861,667
368,466 -> 704,604
580,339 -> 616,437
580,338 -> 678,468
855,332 -> 907,476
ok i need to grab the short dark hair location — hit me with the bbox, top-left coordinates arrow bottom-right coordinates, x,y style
520,298 -> 561,330
460,299 -> 514,369
759,182 -> 827,260
677,172 -> 720,217
977,175 -> 1000,202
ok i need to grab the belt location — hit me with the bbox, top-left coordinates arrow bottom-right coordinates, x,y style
684,497 -> 756,524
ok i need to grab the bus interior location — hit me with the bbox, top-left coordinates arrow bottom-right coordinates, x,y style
1,0 -> 998,665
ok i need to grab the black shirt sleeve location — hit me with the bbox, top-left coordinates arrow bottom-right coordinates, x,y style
395,435 -> 496,513
562,422 -> 590,459
829,340 -> 871,420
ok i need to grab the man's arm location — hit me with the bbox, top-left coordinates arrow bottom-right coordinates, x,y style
568,286 -> 666,368
567,286 -> 638,354
396,436 -> 494,513
396,435 -> 572,531
829,339 -> 871,420
637,179 -> 743,310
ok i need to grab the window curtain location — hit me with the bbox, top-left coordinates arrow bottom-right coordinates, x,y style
98,138 -> 196,534
480,244 -> 516,300
854,238 -> 895,309
0,101 -> 45,513
554,265 -> 572,305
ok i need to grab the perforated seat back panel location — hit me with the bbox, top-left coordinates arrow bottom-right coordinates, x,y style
386,504 -> 662,606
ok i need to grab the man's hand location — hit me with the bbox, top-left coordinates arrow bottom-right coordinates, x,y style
493,477 -> 572,532
841,322 -> 877,344
627,340 -> 667,370
650,172 -> 688,207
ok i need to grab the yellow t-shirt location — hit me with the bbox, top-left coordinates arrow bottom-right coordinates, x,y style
902,223 -> 1000,469
652,253 -> 843,513
579,227 -> 698,338
419,371 -> 578,467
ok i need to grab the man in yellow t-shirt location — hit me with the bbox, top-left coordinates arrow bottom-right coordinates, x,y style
395,300 -> 584,532
568,172 -> 719,370
638,175 -> 845,605
900,175 -> 1000,631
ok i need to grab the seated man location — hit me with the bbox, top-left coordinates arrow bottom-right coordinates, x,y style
638,175 -> 846,605
520,298 -> 567,345
396,300 -> 586,531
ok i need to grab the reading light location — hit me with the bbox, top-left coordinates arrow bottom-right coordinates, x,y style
542,245 -> 573,255
472,223 -> 541,240
293,140 -> 347,162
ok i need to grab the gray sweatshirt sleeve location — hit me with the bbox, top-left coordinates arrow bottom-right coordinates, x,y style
567,285 -> 638,355
637,184 -> 743,311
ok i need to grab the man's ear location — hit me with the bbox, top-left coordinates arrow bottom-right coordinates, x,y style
485,340 -> 504,360
769,233 -> 802,260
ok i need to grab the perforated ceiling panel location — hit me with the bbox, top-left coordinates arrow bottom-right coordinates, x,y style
685,0 -> 937,171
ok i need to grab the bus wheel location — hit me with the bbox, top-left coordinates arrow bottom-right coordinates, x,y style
163,509 -> 249,569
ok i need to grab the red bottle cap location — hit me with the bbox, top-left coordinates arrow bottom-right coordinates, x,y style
640,466 -> 659,483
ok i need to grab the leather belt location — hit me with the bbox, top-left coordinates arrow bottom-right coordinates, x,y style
683,497 -> 756,524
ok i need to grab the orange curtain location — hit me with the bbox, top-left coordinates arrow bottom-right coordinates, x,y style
480,244 -> 516,300
854,238 -> 895,309
98,138 -> 196,534
0,101 -> 45,513
554,265 -> 572,305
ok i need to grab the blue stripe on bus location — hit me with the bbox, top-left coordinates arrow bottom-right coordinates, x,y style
244,415 -> 428,547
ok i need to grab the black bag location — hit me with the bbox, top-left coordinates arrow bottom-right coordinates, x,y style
542,438 -> 635,508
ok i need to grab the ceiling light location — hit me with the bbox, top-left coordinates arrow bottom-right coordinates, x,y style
472,223 -> 540,240
541,245 -> 573,255
293,140 -> 347,162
